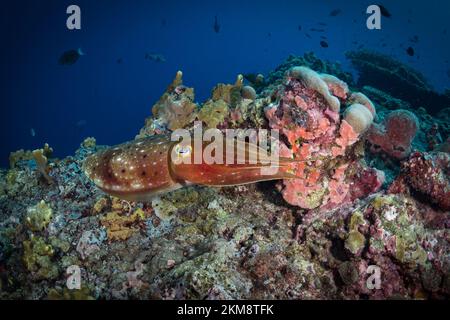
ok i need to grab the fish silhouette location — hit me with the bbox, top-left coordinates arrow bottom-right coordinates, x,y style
59,48 -> 84,65
213,15 -> 220,33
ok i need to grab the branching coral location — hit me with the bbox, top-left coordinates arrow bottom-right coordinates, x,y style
9,149 -> 33,168
346,50 -> 450,114
81,137 -> 96,149
197,99 -> 229,129
367,109 -> 419,160
265,66 -> 381,209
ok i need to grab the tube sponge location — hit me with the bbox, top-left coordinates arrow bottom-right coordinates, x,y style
343,103 -> 375,134
287,66 -> 340,112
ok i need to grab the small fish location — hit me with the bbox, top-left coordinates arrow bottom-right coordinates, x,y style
310,28 -> 325,32
329,9 -> 341,17
305,33 -> 312,39
213,15 -> 220,33
406,46 -> 415,56
377,4 -> 391,18
318,22 -> 327,26
267,32 -> 272,38
161,18 -> 167,27
320,36 -> 327,40
298,25 -> 302,31
59,48 -> 84,65
30,128 -> 36,137
446,69 -> 450,78
320,40 -> 329,48
117,58 -> 123,64
83,135 -> 305,202
145,53 -> 166,63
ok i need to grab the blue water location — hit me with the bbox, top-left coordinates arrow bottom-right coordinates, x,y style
1,0 -> 449,167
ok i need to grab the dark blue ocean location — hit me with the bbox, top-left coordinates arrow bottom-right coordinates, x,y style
1,0 -> 449,166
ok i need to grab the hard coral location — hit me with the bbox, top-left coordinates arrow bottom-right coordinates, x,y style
32,143 -> 54,183
367,109 -> 419,160
390,152 -> 450,211
23,235 -> 59,280
25,200 -> 53,232
346,50 -> 450,114
100,205 -> 149,241
265,66 -> 379,209
149,71 -> 198,131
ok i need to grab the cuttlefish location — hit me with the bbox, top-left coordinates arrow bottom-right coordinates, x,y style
83,134 -> 305,202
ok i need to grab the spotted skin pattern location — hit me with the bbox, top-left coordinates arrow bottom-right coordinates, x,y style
83,134 -> 301,202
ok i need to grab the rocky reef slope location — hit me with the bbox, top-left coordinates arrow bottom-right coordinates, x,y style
0,52 -> 449,299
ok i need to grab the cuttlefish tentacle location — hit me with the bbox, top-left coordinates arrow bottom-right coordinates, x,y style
83,134 -> 306,202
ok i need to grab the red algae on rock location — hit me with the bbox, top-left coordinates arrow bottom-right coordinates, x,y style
367,109 -> 419,160
265,66 -> 381,209
389,151 -> 450,211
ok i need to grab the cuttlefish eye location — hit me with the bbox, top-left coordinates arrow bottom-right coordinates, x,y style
171,143 -> 192,164
175,144 -> 192,156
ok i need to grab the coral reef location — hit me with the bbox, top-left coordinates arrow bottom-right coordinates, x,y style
346,50 -> 450,114
266,52 -> 353,87
0,55 -> 448,300
25,200 -> 53,232
264,66 -> 381,209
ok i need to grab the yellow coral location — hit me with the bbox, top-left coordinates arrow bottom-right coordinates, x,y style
151,71 -> 198,130
81,137 -> 96,149
23,235 -> 59,280
9,149 -> 33,168
197,99 -> 229,128
92,197 -> 109,215
25,200 -> 53,232
345,230 -> 365,255
9,143 -> 53,169
100,208 -> 148,241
